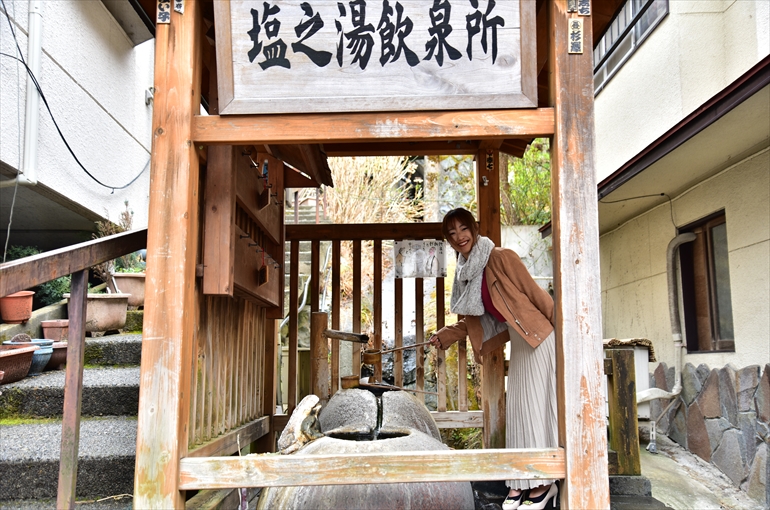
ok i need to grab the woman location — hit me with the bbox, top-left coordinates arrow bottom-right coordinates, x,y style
428,208 -> 558,510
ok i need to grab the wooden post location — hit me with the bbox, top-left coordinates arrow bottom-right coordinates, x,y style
606,347 -> 641,475
549,0 -> 611,507
310,312 -> 330,403
477,147 -> 505,449
56,269 -> 88,510
256,318 -> 279,452
134,3 -> 202,508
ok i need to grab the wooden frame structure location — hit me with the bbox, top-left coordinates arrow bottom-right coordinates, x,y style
134,0 -> 613,508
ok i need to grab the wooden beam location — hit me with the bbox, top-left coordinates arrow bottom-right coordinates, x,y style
549,1 -> 611,508
134,3 -> 202,508
431,411 -> 484,429
0,230 -> 146,297
286,223 -> 443,242
323,140 -> 481,157
606,347 -> 641,476
476,147 -> 505,449
56,270 -> 88,510
179,448 -> 566,489
192,109 -> 555,145
187,417 -> 270,459
284,167 -> 317,188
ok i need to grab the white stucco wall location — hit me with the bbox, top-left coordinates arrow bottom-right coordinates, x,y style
594,0 -> 770,181
0,1 -> 154,228
600,147 -> 770,371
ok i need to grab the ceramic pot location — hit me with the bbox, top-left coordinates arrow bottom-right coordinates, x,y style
109,273 -> 145,307
45,342 -> 68,370
64,293 -> 129,332
0,345 -> 39,384
3,339 -> 53,376
0,290 -> 35,324
41,319 -> 69,341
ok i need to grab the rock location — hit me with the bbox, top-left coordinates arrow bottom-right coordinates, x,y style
654,363 -> 670,392
756,365 -> 770,424
736,365 -> 761,412
695,369 -> 721,419
258,431 -> 475,510
687,401 -> 710,462
381,390 -> 441,441
319,388 -> 378,437
668,400 -> 687,449
704,417 -> 732,453
278,394 -> 323,455
719,365 -> 739,427
696,364 -> 711,386
739,411 -> 759,464
745,442 -> 769,507
682,363 -> 702,405
712,429 -> 748,487
757,420 -> 770,441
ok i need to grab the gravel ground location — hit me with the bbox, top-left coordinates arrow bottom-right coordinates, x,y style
1,366 -> 140,390
0,496 -> 133,510
0,416 -> 137,461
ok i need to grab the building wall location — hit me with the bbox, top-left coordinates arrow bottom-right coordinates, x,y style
0,1 -> 153,228
600,148 -> 770,371
594,0 -> 770,181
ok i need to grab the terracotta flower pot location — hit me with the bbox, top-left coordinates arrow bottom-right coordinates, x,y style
109,273 -> 145,307
3,339 -> 52,376
0,290 -> 35,324
0,345 -> 39,384
64,293 -> 129,332
45,342 -> 68,370
41,319 -> 69,341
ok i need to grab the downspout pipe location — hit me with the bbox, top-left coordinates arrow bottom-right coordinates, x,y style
1,1 -> 43,189
637,232 -> 697,403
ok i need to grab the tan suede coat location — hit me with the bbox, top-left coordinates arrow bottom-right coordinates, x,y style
435,247 -> 554,363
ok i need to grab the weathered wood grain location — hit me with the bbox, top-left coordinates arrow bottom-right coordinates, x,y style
192,109 -> 554,145
0,230 -> 146,298
187,417 -> 270,459
431,410 -> 484,428
606,347 -> 641,476
286,223 -> 443,241
179,448 -> 565,489
550,0 -> 610,507
134,2 -> 202,507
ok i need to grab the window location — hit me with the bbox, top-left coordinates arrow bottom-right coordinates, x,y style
593,0 -> 669,95
679,212 -> 735,352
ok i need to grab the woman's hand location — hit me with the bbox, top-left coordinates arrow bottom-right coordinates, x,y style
429,334 -> 442,349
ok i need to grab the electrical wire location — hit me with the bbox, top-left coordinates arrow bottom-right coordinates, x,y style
599,192 -> 677,228
1,0 -> 20,263
0,0 -> 149,193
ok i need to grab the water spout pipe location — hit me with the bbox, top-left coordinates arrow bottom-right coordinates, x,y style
1,1 -> 43,189
637,232 -> 696,404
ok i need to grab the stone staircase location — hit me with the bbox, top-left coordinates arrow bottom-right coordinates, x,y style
0,333 -> 142,505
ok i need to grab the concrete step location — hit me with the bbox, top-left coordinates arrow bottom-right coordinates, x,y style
0,366 -> 139,418
84,333 -> 142,366
0,416 -> 136,501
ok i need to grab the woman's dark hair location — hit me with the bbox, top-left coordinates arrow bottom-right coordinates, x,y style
441,208 -> 479,241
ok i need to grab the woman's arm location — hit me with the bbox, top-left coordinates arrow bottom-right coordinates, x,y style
498,249 -> 554,324
429,318 -> 468,350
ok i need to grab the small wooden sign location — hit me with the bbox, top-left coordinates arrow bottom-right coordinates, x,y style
214,0 -> 537,114
568,18 -> 583,54
157,1 -> 171,23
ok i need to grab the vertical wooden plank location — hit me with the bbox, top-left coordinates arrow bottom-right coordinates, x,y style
56,269 -> 88,510
476,147 -> 505,449
331,240 -> 341,392
394,277 -> 403,388
606,348 -> 641,476
288,240 -> 300,414
436,277 -> 447,412
352,240 -> 362,378
458,338 -> 468,413
311,312 -> 331,403
373,240 -> 383,383
415,278 -> 425,399
311,240 -> 320,312
134,2 -> 202,507
550,0 -> 610,506
204,299 -> 214,442
257,315 -> 278,452
202,145 -> 236,296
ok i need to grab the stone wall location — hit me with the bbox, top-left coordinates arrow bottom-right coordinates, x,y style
650,362 -> 770,506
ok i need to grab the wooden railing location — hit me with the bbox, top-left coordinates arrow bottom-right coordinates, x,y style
0,229 -> 147,509
283,223 -> 481,429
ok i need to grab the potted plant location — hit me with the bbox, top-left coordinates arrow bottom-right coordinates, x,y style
0,290 -> 35,324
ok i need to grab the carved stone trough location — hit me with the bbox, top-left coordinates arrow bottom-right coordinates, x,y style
258,389 -> 474,509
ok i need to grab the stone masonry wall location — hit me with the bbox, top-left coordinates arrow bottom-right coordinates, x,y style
650,362 -> 770,507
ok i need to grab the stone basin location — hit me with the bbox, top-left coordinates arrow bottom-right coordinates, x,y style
258,389 -> 474,510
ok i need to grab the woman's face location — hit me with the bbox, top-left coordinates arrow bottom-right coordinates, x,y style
447,219 -> 474,258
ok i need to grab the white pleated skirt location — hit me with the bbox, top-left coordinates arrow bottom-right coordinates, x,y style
505,326 -> 557,490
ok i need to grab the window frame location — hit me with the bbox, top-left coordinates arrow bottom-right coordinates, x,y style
679,211 -> 735,353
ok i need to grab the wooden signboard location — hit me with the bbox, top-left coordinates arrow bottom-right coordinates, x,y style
213,0 -> 537,114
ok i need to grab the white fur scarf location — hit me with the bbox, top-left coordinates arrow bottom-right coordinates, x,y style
450,235 -> 495,316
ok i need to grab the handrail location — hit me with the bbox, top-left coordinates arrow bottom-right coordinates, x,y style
0,229 -> 147,297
